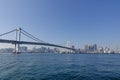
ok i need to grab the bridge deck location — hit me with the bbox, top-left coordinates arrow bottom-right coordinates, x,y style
0,39 -> 74,50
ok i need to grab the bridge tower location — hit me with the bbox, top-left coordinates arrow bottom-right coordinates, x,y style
14,28 -> 21,54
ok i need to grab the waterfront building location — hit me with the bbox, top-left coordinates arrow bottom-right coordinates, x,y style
54,48 -> 60,53
84,44 -> 98,53
0,48 -> 14,53
104,47 -> 113,53
19,46 -> 28,52
98,47 -> 104,53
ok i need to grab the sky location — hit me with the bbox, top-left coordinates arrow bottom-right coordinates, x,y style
0,0 -> 120,49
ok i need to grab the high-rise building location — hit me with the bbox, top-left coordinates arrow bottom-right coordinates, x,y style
84,44 -> 97,53
19,46 -> 28,52
93,44 -> 97,51
85,45 -> 89,52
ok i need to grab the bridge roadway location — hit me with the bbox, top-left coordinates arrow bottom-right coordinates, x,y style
0,39 -> 74,50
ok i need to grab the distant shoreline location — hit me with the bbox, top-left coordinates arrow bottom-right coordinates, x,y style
0,52 -> 120,54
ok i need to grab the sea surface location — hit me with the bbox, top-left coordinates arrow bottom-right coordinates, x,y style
0,53 -> 120,80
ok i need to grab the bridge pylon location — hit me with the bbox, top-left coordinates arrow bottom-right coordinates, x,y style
14,28 -> 21,54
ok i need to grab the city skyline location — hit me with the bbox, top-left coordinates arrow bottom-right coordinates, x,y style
0,0 -> 120,49
0,43 -> 119,54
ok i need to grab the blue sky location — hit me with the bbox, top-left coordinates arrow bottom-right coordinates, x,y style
0,0 -> 120,48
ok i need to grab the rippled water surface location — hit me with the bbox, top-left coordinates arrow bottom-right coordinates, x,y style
0,53 -> 120,80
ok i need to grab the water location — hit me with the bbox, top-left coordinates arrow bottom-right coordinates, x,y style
0,53 -> 120,80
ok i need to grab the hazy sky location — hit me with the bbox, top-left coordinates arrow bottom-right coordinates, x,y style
0,0 -> 120,48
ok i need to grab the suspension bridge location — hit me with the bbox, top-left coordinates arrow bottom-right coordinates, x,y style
0,28 -> 75,53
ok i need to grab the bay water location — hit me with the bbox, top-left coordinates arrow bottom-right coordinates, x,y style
0,53 -> 120,80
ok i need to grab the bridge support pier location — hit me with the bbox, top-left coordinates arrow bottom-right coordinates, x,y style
13,28 -> 21,54
14,44 -> 21,54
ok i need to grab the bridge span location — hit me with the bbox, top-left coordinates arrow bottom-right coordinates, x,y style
0,39 -> 74,50
0,28 -> 75,53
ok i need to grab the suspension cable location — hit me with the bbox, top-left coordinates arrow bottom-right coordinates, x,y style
21,29 -> 45,42
21,29 -> 46,43
0,28 -> 47,43
21,30 -> 44,42
0,29 -> 17,37
21,32 -> 41,42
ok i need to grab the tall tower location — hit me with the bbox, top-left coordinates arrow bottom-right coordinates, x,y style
14,28 -> 21,54
67,41 -> 72,48
66,41 -> 74,53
